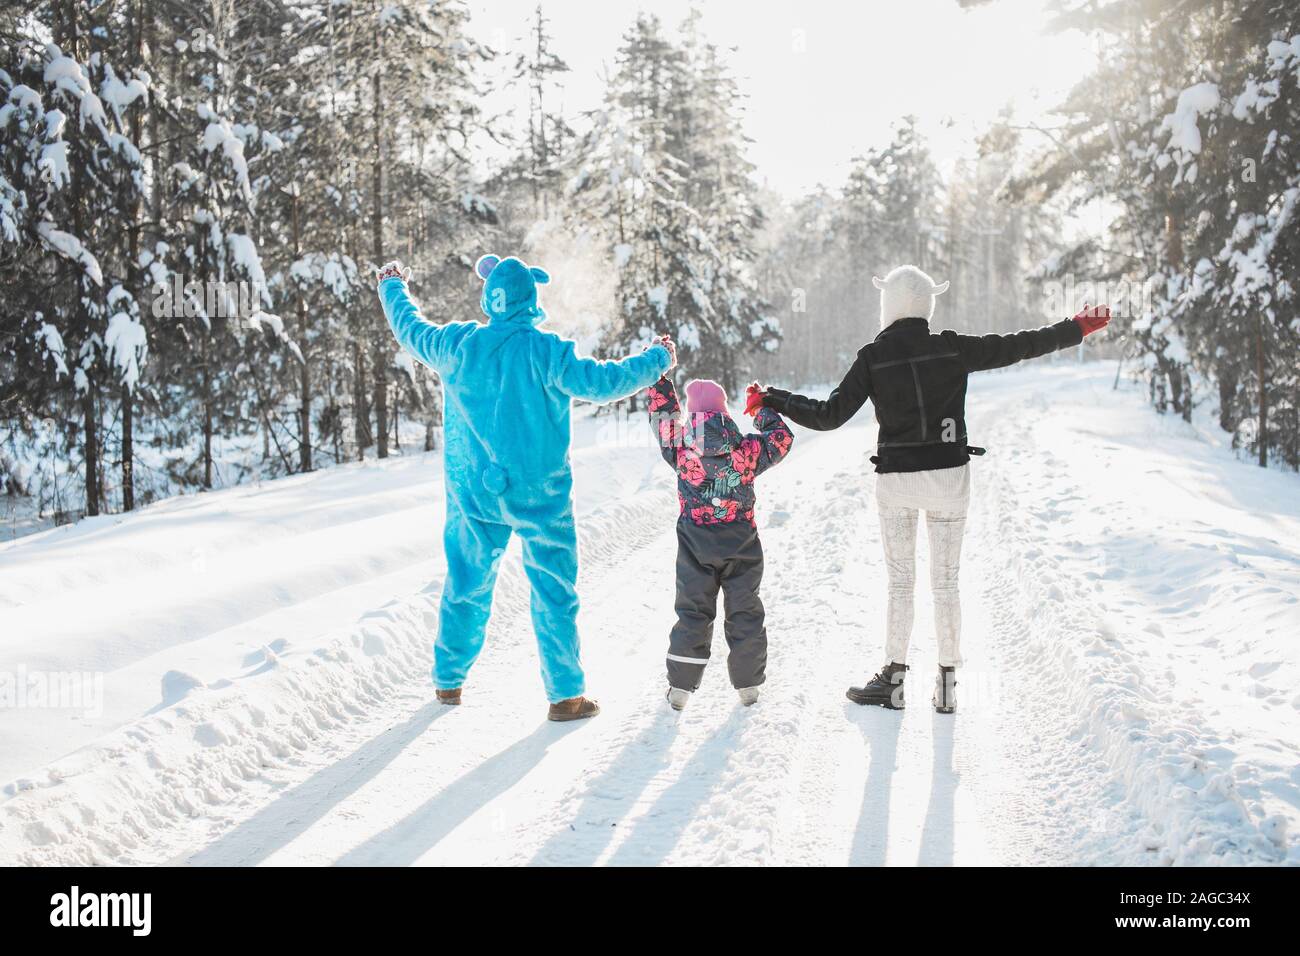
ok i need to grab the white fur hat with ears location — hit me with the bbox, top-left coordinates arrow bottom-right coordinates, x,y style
872,265 -> 950,330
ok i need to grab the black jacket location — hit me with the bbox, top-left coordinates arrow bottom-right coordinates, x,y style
764,316 -> 1083,473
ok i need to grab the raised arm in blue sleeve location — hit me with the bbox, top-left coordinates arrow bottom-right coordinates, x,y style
378,276 -> 463,372
551,340 -> 672,404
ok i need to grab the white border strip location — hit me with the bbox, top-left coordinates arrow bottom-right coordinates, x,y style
666,653 -> 709,665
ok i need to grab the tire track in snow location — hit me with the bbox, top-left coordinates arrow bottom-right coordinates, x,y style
969,373 -> 1290,865
0,475 -> 679,865
772,449 -> 1001,866
177,481 -> 686,866
507,429 -> 869,866
14,367 -> 1286,866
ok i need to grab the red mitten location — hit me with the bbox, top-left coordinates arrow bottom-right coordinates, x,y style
1073,303 -> 1111,336
744,382 -> 765,417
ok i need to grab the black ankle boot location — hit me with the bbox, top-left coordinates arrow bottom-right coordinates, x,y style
933,665 -> 957,714
847,662 -> 907,709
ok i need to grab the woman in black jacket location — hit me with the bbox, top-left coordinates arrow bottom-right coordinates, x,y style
755,265 -> 1110,713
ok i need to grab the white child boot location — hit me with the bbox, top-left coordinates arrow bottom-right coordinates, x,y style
666,687 -> 691,711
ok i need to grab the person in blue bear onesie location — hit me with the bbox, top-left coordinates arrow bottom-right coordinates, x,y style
376,255 -> 676,722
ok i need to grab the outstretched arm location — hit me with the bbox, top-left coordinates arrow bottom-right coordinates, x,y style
953,305 -> 1110,372
376,261 -> 456,372
760,350 -> 872,431
747,404 -> 795,476
646,375 -> 683,466
552,337 -> 674,404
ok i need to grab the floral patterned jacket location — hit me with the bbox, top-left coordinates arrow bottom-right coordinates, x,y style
647,376 -> 794,526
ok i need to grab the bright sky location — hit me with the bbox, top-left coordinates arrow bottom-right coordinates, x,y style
467,0 -> 1097,197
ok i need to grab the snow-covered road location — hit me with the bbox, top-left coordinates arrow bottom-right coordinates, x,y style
2,363 -> 1296,865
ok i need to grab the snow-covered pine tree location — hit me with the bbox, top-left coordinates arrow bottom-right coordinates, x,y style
1013,0 -> 1298,467
148,1 -> 292,490
860,116 -> 947,276
751,186 -> 840,384
1171,1 -> 1299,467
946,117 -> 1068,337
1,1 -> 150,517
755,118 -> 950,384
3,0 -> 505,521
570,14 -> 694,371
567,12 -> 774,395
672,10 -> 777,393
514,3 -> 572,221
242,0 -> 363,473
376,0 -> 494,454
287,0 -> 489,460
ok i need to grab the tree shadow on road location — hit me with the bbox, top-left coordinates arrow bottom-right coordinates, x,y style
336,721 -> 564,866
186,699 -> 448,866
525,709 -> 679,867
601,706 -> 749,867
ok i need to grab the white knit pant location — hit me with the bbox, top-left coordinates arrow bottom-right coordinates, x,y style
878,505 -> 966,668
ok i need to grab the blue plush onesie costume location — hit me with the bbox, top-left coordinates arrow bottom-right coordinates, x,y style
378,255 -> 671,702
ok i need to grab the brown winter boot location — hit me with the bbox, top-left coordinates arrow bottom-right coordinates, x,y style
435,688 -> 462,706
547,696 -> 600,722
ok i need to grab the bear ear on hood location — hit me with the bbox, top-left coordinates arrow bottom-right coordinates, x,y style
529,266 -> 550,285
932,280 -> 950,295
474,254 -> 501,281
871,276 -> 886,290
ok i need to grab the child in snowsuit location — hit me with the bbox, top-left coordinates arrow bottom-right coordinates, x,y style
756,265 -> 1110,714
377,256 -> 675,722
647,376 -> 794,710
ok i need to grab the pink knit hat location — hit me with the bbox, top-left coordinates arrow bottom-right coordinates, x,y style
685,379 -> 727,415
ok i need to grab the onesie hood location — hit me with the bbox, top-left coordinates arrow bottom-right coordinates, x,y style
475,253 -> 551,326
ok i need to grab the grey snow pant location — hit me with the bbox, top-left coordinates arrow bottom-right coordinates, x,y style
667,520 -> 767,691
878,504 -> 967,668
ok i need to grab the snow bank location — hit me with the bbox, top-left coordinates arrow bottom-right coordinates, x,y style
0,596 -> 437,865
1,367 -> 1295,866
977,366 -> 1299,865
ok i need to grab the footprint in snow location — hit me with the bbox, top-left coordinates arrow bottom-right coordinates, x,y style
193,723 -> 230,748
159,670 -> 205,707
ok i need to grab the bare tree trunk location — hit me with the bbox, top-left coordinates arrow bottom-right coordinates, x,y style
1167,361 -> 1184,417
1165,214 -> 1183,273
82,390 -> 100,516
197,223 -> 214,489
1217,368 -> 1237,432
120,0 -> 147,511
59,0 -> 101,516
370,12 -> 389,459
291,189 -> 312,472
121,385 -> 134,510
328,364 -> 342,465
202,344 -> 213,489
353,340 -> 369,459
392,385 -> 400,452
1256,315 -> 1268,468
